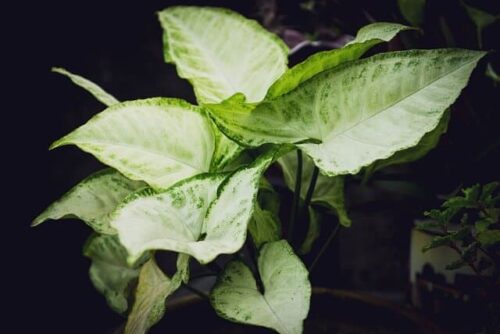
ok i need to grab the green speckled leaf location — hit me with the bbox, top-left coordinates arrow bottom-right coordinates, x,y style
398,0 -> 426,26
52,67 -> 119,107
211,49 -> 485,176
279,152 -> 351,227
364,109 -> 450,178
159,6 -> 288,103
248,179 -> 281,248
125,255 -> 189,334
51,98 -> 218,189
53,67 -> 241,172
267,22 -> 412,98
211,240 -> 311,334
83,234 -> 143,314
111,153 -> 275,264
33,169 -> 144,234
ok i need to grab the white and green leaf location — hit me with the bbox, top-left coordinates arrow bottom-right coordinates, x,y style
364,109 -> 450,178
52,67 -> 119,107
279,151 -> 351,227
33,169 -> 144,234
83,234 -> 144,314
111,152 -> 276,264
211,240 -> 311,334
267,22 -> 413,98
125,255 -> 189,334
210,49 -> 485,176
51,98 -> 217,189
159,6 -> 288,104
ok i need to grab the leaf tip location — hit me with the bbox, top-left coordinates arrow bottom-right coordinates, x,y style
49,138 -> 65,150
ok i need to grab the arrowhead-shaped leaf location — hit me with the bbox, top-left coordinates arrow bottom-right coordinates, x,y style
159,6 -> 288,103
209,49 -> 485,176
279,152 -> 351,227
83,234 -> 145,313
51,98 -> 224,189
52,67 -> 119,107
125,255 -> 189,334
33,169 -> 144,234
111,153 -> 275,264
267,22 -> 413,98
211,240 -> 311,334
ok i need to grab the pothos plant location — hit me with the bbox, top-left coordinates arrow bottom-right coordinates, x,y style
34,6 -> 486,334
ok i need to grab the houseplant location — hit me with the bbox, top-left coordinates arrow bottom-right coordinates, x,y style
33,5 -> 486,334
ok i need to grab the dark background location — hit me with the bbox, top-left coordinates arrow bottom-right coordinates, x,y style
6,0 -> 499,333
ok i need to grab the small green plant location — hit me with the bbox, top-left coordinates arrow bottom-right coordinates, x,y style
34,6 -> 486,334
419,182 -> 500,275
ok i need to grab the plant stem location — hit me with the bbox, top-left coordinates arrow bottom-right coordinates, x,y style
190,272 -> 217,280
288,149 -> 303,245
302,166 -> 319,211
246,241 -> 265,294
309,222 -> 340,273
182,282 -> 210,300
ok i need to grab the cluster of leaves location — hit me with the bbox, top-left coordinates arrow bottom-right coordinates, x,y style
34,5 -> 486,334
419,182 -> 500,274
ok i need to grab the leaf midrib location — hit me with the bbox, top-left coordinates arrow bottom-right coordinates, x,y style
73,140 -> 208,172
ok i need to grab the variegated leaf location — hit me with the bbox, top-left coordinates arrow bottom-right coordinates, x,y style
267,22 -> 413,98
159,6 -> 288,103
211,240 -> 311,334
364,109 -> 450,178
111,153 -> 275,264
209,49 -> 485,177
51,98 -> 217,189
33,169 -> 144,234
125,255 -> 189,334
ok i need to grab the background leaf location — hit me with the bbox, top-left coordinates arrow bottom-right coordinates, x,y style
248,178 -> 282,248
125,255 -> 189,334
52,67 -> 119,107
83,234 -> 144,314
398,0 -> 426,26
